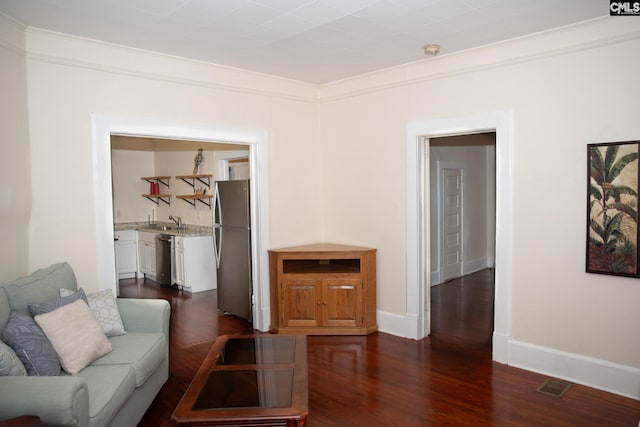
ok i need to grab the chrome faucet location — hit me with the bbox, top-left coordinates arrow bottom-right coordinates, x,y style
169,216 -> 182,228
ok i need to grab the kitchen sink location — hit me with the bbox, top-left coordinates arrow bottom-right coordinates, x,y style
146,224 -> 176,231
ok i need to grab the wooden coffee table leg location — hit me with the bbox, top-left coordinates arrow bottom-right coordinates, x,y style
287,416 -> 306,427
0,416 -> 43,427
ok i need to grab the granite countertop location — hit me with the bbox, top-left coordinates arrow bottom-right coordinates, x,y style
115,222 -> 213,237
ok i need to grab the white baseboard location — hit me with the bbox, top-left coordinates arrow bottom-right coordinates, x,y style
377,309 -> 413,338
463,256 -> 493,275
377,310 -> 640,400
509,339 -> 640,401
492,331 -> 509,364
430,256 -> 494,286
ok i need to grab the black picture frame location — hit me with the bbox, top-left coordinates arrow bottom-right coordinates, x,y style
587,141 -> 640,277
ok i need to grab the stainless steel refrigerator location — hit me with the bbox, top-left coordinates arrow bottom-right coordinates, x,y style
213,179 -> 252,321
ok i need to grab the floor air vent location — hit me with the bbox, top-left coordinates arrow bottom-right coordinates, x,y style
537,378 -> 572,398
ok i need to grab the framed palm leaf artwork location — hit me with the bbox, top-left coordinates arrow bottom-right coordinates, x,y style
587,141 -> 640,277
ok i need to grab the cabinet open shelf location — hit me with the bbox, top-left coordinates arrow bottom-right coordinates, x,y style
177,194 -> 213,208
283,259 -> 361,274
176,174 -> 212,188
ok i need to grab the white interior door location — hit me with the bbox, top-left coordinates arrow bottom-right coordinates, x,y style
441,168 -> 463,282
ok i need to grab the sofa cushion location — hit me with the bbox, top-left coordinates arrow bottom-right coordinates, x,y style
2,263 -> 77,315
91,332 -> 166,387
0,338 -> 27,376
35,300 -> 112,375
28,289 -> 88,317
68,364 -> 136,427
2,312 -> 61,376
61,288 -> 126,337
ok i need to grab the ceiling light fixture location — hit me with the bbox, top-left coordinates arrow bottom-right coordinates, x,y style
423,44 -> 440,56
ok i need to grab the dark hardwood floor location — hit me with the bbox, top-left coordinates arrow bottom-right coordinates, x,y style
120,269 -> 639,426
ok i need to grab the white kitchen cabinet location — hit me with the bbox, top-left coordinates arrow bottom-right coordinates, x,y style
173,235 -> 216,292
115,230 -> 137,279
137,231 -> 157,280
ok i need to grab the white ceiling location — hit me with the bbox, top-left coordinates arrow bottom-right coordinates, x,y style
0,0 -> 606,84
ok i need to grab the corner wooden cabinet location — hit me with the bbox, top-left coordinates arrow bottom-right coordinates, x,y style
269,244 -> 377,335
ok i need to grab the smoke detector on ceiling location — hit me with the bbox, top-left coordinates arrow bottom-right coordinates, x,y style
423,44 -> 440,56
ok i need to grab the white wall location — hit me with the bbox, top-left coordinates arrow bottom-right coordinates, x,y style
111,150 -> 154,223
23,27 -> 323,293
319,89 -> 409,315
320,17 -> 640,390
0,13 -> 31,281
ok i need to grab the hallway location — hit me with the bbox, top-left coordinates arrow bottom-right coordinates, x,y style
431,268 -> 495,352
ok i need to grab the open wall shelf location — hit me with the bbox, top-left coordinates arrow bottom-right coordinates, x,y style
141,176 -> 171,188
140,175 -> 214,207
142,195 -> 171,206
141,176 -> 171,205
176,194 -> 213,208
176,174 -> 212,189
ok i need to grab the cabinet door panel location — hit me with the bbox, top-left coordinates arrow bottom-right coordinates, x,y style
137,242 -> 148,274
282,277 -> 321,327
117,241 -> 137,274
175,248 -> 185,285
324,278 -> 362,327
147,243 -> 157,276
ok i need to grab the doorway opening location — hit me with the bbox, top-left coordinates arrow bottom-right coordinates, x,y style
405,110 -> 513,363
110,136 -> 249,293
92,114 -> 271,331
429,133 -> 496,286
428,133 -> 496,353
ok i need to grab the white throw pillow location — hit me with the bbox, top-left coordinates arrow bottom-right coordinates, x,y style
34,299 -> 112,374
60,288 -> 126,337
0,339 -> 27,376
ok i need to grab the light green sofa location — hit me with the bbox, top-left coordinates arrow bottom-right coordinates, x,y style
0,262 -> 170,427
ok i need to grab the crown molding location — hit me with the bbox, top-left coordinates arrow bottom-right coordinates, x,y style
27,49 -> 320,104
17,17 -> 640,104
0,12 -> 26,57
319,17 -> 640,102
24,27 -> 320,104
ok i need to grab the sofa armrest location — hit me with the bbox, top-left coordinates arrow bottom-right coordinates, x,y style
117,298 -> 170,337
0,376 -> 89,426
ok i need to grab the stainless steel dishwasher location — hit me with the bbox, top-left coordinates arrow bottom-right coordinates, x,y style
156,234 -> 172,286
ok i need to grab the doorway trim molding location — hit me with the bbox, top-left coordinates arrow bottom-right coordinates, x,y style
91,114 -> 271,331
215,151 -> 250,181
405,111 -> 513,363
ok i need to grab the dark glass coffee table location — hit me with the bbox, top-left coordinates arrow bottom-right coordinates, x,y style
172,334 -> 308,426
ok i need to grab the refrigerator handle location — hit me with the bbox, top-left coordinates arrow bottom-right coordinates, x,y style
213,183 -> 222,268
214,226 -> 222,268
214,182 -> 222,227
